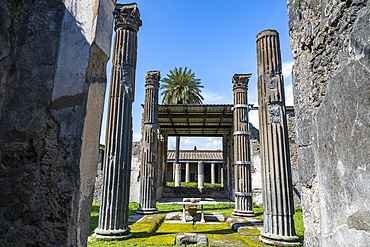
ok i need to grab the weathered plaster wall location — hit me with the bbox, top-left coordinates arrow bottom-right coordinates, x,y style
0,0 -> 114,246
288,0 -> 370,246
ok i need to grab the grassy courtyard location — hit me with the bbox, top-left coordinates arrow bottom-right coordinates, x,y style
88,202 -> 304,246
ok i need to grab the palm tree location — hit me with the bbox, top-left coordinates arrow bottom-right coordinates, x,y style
160,67 -> 204,178
161,67 -> 204,105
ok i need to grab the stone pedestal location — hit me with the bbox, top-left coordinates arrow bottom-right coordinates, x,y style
175,163 -> 181,187
185,163 -> 190,183
198,161 -> 204,189
232,74 -> 255,217
93,3 -> 142,240
256,30 -> 299,246
137,71 -> 160,215
211,163 -> 216,184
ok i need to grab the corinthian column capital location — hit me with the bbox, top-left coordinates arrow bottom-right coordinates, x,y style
232,74 -> 252,91
114,3 -> 143,32
145,71 -> 160,87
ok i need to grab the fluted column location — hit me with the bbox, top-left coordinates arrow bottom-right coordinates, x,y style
198,161 -> 204,189
185,163 -> 190,183
257,30 -> 299,246
211,163 -> 216,184
93,3 -> 142,240
232,74 -> 255,217
137,71 -> 160,214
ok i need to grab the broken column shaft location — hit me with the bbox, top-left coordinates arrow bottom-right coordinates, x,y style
137,71 -> 160,215
256,30 -> 299,246
93,3 -> 142,240
232,74 -> 255,217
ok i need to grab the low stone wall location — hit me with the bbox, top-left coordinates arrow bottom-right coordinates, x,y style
161,186 -> 229,199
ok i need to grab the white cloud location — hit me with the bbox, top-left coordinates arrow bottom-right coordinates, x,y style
249,101 -> 259,129
202,89 -> 231,104
285,83 -> 294,106
282,61 -> 295,78
205,139 -> 222,149
184,138 -> 193,144
133,133 -> 142,142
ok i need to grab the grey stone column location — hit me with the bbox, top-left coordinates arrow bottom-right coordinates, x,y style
185,162 -> 190,183
256,30 -> 299,246
93,3 -> 142,240
175,163 -> 181,187
232,74 -> 255,217
137,71 -> 160,214
198,161 -> 204,189
211,163 -> 216,184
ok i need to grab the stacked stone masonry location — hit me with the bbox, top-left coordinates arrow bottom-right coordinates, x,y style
288,0 -> 370,246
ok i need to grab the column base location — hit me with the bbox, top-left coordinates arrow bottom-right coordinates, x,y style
92,228 -> 132,240
232,209 -> 255,217
260,232 -> 300,246
136,207 -> 159,214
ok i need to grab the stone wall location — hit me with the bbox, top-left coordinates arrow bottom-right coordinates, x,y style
0,1 -> 114,246
288,0 -> 370,246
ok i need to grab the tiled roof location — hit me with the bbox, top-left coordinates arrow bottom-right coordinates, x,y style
167,150 -> 223,161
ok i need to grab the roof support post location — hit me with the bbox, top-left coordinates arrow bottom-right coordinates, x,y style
137,71 -> 161,215
232,74 -> 255,217
257,30 -> 299,246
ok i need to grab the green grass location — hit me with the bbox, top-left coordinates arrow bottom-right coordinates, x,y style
294,206 -> 304,242
88,202 -> 304,245
166,181 -> 222,188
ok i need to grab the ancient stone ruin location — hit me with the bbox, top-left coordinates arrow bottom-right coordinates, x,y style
0,0 -> 369,246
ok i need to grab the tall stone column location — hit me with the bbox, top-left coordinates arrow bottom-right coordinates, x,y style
93,3 -> 142,240
232,74 -> 255,217
211,163 -> 216,184
185,162 -> 190,183
198,161 -> 204,189
175,163 -> 181,187
137,71 -> 160,214
256,30 -> 299,246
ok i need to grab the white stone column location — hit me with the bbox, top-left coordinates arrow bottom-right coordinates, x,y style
185,162 -> 190,183
257,29 -> 299,246
172,163 -> 175,182
198,161 -> 204,189
211,163 -> 216,184
93,3 -> 142,240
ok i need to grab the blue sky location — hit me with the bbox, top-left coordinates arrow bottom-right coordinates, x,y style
100,1 -> 295,150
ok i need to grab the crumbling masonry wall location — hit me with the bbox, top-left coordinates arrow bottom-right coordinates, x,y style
288,0 -> 370,246
0,0 -> 114,246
